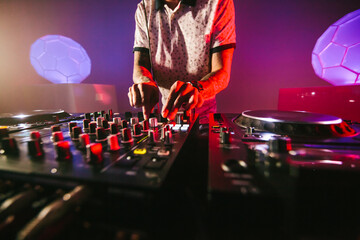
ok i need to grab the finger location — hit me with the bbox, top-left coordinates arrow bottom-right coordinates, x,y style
131,84 -> 142,108
162,81 -> 184,118
196,94 -> 204,108
128,87 -> 134,107
138,83 -> 151,120
182,91 -> 198,112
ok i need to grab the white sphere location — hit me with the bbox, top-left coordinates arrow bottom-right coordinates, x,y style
30,35 -> 91,84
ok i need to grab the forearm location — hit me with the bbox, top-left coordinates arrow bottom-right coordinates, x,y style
198,48 -> 234,100
199,69 -> 230,100
133,51 -> 156,85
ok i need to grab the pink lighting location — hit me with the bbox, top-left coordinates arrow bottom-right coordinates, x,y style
312,9 -> 360,85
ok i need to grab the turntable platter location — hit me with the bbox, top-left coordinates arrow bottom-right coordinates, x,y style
234,110 -> 356,137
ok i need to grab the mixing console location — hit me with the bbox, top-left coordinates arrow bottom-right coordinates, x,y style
0,109 -> 199,240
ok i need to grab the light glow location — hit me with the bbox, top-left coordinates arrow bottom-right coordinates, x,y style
312,9 -> 360,85
30,35 -> 91,84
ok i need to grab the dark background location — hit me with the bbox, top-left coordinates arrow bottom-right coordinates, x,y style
0,0 -> 359,113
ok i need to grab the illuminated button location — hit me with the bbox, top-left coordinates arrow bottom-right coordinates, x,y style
144,157 -> 166,169
134,148 -> 147,155
172,124 -> 181,132
180,124 -> 189,132
115,155 -> 139,168
0,127 -> 9,140
86,143 -> 103,164
157,149 -> 170,156
212,125 -> 220,129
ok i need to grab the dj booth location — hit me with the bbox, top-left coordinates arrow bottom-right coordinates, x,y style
1,88 -> 360,240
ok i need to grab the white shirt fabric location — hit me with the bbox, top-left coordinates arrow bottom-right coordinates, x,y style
134,0 -> 236,122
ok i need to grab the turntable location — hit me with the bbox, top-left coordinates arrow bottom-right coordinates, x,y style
208,110 -> 360,239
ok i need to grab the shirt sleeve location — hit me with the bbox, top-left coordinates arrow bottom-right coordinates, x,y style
210,0 -> 236,53
133,2 -> 150,52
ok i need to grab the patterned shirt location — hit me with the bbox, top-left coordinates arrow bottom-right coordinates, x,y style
133,0 -> 236,121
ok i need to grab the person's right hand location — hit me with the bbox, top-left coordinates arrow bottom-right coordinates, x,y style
128,81 -> 159,120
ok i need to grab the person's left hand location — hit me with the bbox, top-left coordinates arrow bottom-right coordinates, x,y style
161,81 -> 204,120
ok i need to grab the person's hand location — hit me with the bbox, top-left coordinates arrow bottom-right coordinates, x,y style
128,82 -> 159,120
162,81 -> 204,120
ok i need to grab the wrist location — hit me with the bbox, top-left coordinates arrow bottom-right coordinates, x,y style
188,80 -> 204,92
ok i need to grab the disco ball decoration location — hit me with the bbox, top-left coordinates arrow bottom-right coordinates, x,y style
312,9 -> 360,85
30,35 -> 91,84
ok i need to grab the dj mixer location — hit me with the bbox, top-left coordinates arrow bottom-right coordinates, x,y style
0,109 -> 199,240
2,108 -> 360,239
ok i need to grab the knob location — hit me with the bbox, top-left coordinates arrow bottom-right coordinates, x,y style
30,131 -> 41,141
51,131 -> 64,142
164,130 -> 173,145
104,113 -> 110,122
130,117 -> 139,126
79,133 -> 90,149
68,122 -> 77,133
97,117 -> 104,127
55,141 -> 72,161
51,125 -> 61,132
121,128 -> 133,143
148,130 -> 156,144
142,120 -> 150,132
108,135 -> 120,151
220,129 -> 231,144
161,125 -> 171,140
149,117 -> 158,128
1,137 -> 19,155
125,112 -> 132,121
121,120 -> 128,129
28,140 -> 44,158
86,143 -> 103,164
113,117 -> 122,126
84,113 -> 92,121
72,126 -> 82,140
96,127 -> 107,142
102,119 -> 109,129
133,124 -> 142,137
93,111 -> 100,121
268,137 -> 291,153
110,123 -> 119,135
89,122 -> 97,135
83,119 -> 90,131
108,109 -> 114,120
137,112 -> 144,122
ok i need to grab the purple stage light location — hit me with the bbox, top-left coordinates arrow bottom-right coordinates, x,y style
30,35 -> 91,84
312,9 -> 360,85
